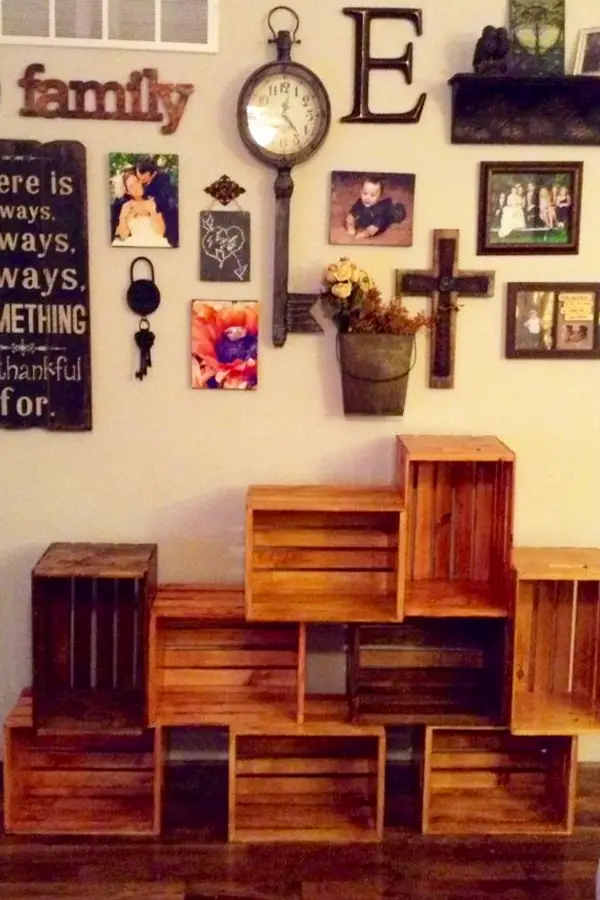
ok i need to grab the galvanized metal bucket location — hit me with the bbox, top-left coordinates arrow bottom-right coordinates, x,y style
337,333 -> 416,416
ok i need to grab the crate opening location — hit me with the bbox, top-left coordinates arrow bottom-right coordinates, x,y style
153,618 -> 301,726
406,459 -> 512,587
349,620 -> 506,726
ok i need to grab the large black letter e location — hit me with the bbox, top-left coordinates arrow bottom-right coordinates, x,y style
341,7 -> 426,124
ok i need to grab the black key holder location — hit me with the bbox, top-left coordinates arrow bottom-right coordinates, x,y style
126,257 -> 161,380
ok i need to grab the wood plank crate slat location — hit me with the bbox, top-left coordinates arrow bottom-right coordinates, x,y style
4,690 -> 163,836
348,620 -> 507,726
396,436 -> 515,618
510,548 -> 600,735
229,724 -> 385,843
421,726 -> 576,835
246,486 -> 406,622
32,542 -> 157,734
148,585 -> 304,726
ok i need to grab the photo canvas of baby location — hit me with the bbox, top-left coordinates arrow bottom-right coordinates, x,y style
191,300 -> 258,391
109,152 -> 179,248
329,170 -> 415,247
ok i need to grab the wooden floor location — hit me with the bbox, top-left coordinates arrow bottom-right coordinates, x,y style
2,764 -> 600,899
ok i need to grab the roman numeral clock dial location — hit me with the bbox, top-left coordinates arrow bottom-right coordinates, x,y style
237,6 -> 331,347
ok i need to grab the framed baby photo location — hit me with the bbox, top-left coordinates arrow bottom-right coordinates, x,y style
109,152 -> 179,248
506,282 -> 600,358
191,300 -> 258,390
329,170 -> 415,247
477,161 -> 582,255
574,28 -> 600,75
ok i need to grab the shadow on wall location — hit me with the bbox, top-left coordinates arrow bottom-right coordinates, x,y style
0,544 -> 40,713
150,487 -> 246,582
318,435 -> 398,485
150,438 -> 399,584
306,624 -> 347,694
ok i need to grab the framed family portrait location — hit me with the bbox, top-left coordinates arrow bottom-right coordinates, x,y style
506,282 -> 600,358
478,161 -> 582,255
574,28 -> 600,75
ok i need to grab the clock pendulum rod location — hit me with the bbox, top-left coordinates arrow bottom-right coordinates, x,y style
273,166 -> 294,347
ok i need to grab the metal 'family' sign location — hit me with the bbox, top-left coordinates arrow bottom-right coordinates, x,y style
18,65 -> 194,135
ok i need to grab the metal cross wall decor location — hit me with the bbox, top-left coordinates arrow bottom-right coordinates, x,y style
396,229 -> 495,389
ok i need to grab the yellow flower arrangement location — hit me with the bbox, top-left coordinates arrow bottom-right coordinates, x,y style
321,256 -> 432,336
324,258 -> 373,301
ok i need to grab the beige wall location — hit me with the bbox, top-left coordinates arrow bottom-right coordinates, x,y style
1,0 -> 600,758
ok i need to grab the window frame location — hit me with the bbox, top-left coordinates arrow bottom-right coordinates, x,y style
0,0 -> 219,53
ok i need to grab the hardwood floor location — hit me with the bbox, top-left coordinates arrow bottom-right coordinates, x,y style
1,765 -> 600,899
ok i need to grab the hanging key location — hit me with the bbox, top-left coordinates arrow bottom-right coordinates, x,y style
134,317 -> 155,380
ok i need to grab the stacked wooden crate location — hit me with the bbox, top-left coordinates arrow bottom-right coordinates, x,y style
245,485 -> 406,622
4,691 -> 163,836
148,584 -> 305,726
3,435 -> 593,840
229,723 -> 385,843
4,542 -> 163,836
391,436 -> 577,836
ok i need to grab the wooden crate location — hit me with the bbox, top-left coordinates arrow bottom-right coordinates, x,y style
422,726 -> 576,835
246,486 -> 406,622
229,723 -> 385,842
148,584 -> 305,726
4,690 -> 163,836
396,436 -> 514,617
32,542 -> 157,733
510,547 -> 600,735
347,620 -> 507,726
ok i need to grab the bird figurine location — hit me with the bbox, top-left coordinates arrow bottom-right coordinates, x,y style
473,25 -> 514,75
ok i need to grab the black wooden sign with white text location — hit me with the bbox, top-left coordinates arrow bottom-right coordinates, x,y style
0,140 -> 91,429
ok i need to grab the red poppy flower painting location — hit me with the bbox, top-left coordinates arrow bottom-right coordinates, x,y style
191,300 -> 258,390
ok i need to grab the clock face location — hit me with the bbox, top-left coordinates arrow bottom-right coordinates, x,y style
238,63 -> 331,167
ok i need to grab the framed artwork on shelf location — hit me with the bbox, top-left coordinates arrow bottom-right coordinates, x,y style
574,28 -> 600,75
477,161 -> 582,255
191,300 -> 258,390
329,170 -> 415,247
509,0 -> 565,75
506,282 -> 600,358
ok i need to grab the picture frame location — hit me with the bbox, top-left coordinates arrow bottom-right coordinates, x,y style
329,170 -> 416,247
109,152 -> 179,248
574,28 -> 600,75
477,161 -> 582,255
506,282 -> 600,358
191,300 -> 258,390
509,0 -> 565,76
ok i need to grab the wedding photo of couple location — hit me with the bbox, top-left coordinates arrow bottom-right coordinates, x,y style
109,153 -> 179,249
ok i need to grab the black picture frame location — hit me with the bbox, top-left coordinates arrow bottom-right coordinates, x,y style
478,161 -> 583,255
506,282 -> 600,358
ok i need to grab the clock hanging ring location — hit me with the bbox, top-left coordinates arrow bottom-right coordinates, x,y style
237,5 -> 332,346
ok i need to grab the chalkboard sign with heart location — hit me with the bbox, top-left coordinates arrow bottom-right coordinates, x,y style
199,210 -> 250,282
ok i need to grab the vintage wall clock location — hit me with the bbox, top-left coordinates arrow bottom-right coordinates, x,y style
237,5 -> 331,346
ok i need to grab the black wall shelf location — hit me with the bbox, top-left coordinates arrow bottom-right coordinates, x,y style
449,73 -> 600,145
